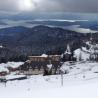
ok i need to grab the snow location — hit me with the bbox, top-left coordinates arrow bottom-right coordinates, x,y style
0,61 -> 98,98
0,66 -> 9,73
92,66 -> 98,73
86,41 -> 91,46
5,74 -> 26,80
41,54 -> 48,57
47,64 -> 52,69
0,62 -> 24,73
60,61 -> 98,76
60,62 -> 70,73
74,42 -> 98,62
64,44 -> 71,54
6,62 -> 24,68
0,45 -> 3,48
74,47 -> 90,61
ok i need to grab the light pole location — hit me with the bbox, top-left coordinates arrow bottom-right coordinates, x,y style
60,70 -> 64,86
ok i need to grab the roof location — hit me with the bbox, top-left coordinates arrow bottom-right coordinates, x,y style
0,66 -> 9,73
29,55 -> 61,58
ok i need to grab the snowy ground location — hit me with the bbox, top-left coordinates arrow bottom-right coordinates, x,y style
0,62 -> 24,73
0,61 -> 98,98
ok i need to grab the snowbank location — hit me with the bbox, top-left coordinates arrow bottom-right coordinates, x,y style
0,62 -> 24,73
6,62 -> 24,68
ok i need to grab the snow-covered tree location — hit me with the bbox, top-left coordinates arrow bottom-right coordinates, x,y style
43,64 -> 53,76
61,44 -> 74,62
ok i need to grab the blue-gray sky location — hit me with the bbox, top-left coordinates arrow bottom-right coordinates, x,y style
0,0 -> 98,13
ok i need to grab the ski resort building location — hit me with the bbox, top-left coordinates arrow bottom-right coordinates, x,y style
20,54 -> 61,75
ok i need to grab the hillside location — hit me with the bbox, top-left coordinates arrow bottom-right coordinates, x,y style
0,25 -> 97,62
0,25 -> 87,52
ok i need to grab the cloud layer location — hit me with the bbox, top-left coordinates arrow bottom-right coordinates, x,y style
0,0 -> 98,13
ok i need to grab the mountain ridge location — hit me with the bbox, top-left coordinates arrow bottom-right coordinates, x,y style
0,25 -> 97,62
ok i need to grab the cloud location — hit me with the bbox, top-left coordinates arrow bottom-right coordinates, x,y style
64,25 -> 98,33
0,0 -> 98,13
0,0 -> 19,12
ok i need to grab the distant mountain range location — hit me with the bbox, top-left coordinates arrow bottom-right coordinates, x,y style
0,25 -> 98,62
0,19 -> 98,33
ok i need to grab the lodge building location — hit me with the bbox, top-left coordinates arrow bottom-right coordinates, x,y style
20,55 -> 61,75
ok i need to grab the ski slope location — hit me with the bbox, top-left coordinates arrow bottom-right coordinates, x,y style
0,61 -> 98,98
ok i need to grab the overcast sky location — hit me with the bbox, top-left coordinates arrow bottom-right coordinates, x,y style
0,0 -> 98,13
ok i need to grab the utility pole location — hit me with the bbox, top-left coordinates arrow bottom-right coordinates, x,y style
60,70 -> 64,86
61,73 -> 63,86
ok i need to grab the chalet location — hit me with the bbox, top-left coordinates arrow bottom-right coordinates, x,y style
20,54 -> 61,75
28,55 -> 61,62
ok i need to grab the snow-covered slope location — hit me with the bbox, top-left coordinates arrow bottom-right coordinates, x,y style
0,61 -> 98,98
